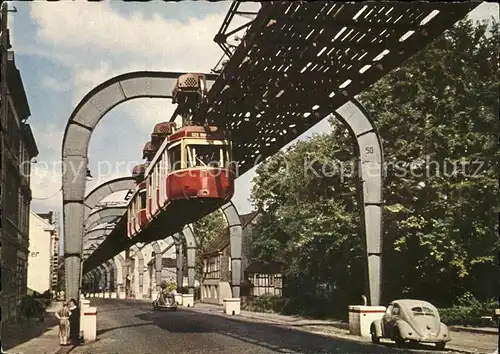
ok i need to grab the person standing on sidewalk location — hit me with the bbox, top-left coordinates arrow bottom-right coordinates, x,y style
54,302 -> 71,345
68,299 -> 81,345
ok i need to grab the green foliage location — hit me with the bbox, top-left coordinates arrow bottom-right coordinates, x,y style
439,296 -> 498,326
248,18 -> 499,319
164,282 -> 177,292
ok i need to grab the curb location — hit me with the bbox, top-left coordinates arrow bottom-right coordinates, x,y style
450,326 -> 498,335
188,306 -> 495,354
53,345 -> 76,354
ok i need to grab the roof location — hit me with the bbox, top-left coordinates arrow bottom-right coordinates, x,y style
245,261 -> 283,274
162,258 -> 177,268
202,211 -> 260,256
21,124 -> 38,158
36,212 -> 53,224
31,211 -> 52,227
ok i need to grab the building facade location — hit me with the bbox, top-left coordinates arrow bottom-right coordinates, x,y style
200,212 -> 258,305
0,45 -> 39,321
27,211 -> 59,295
27,212 -> 53,294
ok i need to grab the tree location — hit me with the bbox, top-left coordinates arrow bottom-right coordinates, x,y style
358,18 -> 499,305
250,131 -> 365,315
249,18 -> 499,312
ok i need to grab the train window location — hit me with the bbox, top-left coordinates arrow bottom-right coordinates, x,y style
168,144 -> 181,171
140,191 -> 146,209
185,144 -> 225,168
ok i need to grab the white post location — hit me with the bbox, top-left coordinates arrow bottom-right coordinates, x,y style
83,306 -> 97,343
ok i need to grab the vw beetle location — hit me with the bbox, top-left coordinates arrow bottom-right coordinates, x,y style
370,299 -> 450,349
152,292 -> 178,311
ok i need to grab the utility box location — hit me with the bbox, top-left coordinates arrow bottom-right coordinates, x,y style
82,306 -> 97,343
348,305 -> 386,337
223,298 -> 241,316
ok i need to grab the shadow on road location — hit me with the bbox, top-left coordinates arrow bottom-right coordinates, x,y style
133,308 -> 439,353
2,313 -> 59,350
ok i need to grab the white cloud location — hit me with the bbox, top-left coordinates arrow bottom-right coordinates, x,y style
26,1 -> 498,221
42,76 -> 72,93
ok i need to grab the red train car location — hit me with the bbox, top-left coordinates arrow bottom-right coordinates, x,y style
127,124 -> 235,239
145,124 -> 234,222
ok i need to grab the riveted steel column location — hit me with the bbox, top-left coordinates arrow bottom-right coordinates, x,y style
182,225 -> 197,295
62,72 -> 217,301
173,233 -> 183,292
151,242 -> 162,290
334,99 -> 384,306
220,202 -> 242,298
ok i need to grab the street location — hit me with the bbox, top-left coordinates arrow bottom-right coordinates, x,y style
73,299 -> 469,354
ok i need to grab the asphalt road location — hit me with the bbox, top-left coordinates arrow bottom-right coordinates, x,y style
72,299 -> 463,354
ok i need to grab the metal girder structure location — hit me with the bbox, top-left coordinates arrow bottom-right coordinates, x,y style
84,177 -> 136,220
114,253 -> 126,296
61,72 -> 217,300
212,1 -> 261,70
73,2 -> 477,303
332,99 -> 384,305
193,1 -> 476,305
101,262 -> 112,292
181,225 -> 197,295
150,241 -> 162,290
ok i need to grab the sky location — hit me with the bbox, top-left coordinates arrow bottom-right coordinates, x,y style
9,1 -> 498,237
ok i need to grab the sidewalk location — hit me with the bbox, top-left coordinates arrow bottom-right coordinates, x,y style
2,301 -> 75,354
190,302 -> 499,354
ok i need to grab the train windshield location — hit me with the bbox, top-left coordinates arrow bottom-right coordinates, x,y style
185,143 -> 229,168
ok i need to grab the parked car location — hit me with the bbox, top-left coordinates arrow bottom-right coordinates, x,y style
152,292 -> 178,312
370,299 -> 450,349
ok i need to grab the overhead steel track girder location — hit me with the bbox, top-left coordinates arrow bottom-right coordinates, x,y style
86,206 -> 126,231
193,2 -> 479,176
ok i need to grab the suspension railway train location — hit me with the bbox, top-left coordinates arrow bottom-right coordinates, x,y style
126,74 -> 235,239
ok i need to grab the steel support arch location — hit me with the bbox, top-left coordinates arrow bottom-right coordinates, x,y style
150,241 -> 163,291
96,266 -> 106,293
160,240 -> 175,256
90,269 -> 98,293
101,262 -> 112,296
219,201 -> 243,298
82,228 -> 113,256
108,259 -> 118,295
114,253 -> 126,298
85,206 -> 126,231
62,72 -> 217,301
181,225 -> 198,295
333,99 -> 384,306
130,244 -> 144,298
172,233 -> 183,292
136,242 -> 154,297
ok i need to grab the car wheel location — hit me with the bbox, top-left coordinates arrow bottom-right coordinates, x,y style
435,342 -> 446,350
371,332 -> 380,344
393,328 -> 405,347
